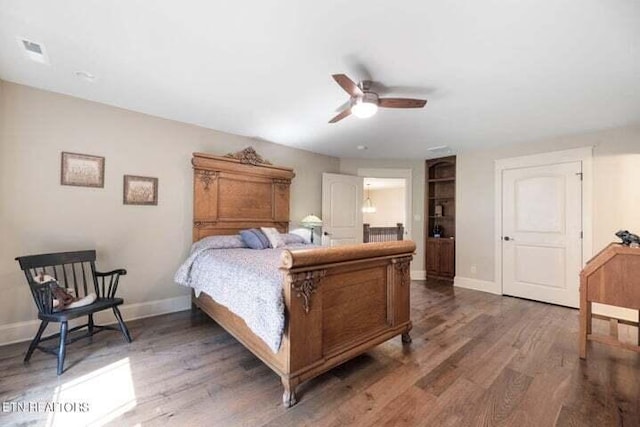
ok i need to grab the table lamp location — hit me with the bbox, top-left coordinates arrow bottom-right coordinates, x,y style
301,214 -> 323,244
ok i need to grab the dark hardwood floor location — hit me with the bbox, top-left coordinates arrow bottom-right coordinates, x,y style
1,281 -> 639,426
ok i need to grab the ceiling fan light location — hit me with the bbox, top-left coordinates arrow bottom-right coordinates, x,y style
351,99 -> 378,119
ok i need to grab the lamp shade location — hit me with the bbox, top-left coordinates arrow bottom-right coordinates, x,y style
301,214 -> 323,227
362,183 -> 376,213
362,197 -> 377,213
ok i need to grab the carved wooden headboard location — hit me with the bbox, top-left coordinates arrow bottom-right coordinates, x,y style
192,147 -> 295,242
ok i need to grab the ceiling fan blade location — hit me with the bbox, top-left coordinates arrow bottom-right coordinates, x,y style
332,74 -> 363,97
328,108 -> 352,123
379,98 -> 427,108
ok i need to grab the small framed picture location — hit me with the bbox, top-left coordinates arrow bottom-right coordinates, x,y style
123,175 -> 158,206
60,152 -> 105,188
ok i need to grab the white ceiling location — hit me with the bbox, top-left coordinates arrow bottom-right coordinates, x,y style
1,0 -> 639,159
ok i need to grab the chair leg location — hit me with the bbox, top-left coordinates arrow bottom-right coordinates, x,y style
57,321 -> 68,375
88,314 -> 95,336
25,320 -> 48,363
113,307 -> 132,343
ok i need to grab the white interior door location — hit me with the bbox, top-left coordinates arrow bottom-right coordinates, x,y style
322,173 -> 363,246
502,162 -> 582,307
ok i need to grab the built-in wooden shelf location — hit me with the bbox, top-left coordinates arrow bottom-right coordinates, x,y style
425,156 -> 456,282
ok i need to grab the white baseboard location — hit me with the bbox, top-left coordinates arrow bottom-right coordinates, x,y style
454,276 -> 502,295
0,295 -> 191,347
411,270 -> 426,280
454,277 -> 638,322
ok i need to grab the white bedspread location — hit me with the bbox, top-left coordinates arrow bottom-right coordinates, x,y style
174,237 -> 310,352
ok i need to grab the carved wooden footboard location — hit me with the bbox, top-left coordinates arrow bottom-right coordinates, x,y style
190,149 -> 415,406
193,239 -> 415,407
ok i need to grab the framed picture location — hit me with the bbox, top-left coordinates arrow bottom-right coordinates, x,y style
60,152 -> 105,188
123,175 -> 158,205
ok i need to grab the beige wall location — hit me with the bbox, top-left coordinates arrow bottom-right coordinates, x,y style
4,79 -> 638,334
340,158 -> 425,273
457,125 -> 640,288
0,82 -> 340,328
363,187 -> 406,227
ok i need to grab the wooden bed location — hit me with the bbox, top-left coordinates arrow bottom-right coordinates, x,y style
190,148 -> 415,407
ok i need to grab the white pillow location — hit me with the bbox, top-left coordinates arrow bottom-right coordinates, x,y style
261,227 -> 285,248
66,293 -> 97,309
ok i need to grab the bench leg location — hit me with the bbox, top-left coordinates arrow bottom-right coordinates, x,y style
88,314 -> 95,336
57,321 -> 68,375
113,307 -> 132,343
25,320 -> 48,363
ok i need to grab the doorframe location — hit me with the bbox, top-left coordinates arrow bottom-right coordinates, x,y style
357,168 -> 413,241
494,146 -> 593,295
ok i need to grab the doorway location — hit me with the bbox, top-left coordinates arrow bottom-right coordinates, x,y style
358,168 -> 413,242
495,147 -> 593,308
362,177 -> 408,242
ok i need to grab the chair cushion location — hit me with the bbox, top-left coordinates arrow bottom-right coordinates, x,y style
39,297 -> 124,321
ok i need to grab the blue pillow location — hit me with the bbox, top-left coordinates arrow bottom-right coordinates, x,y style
191,235 -> 248,254
282,233 -> 307,245
239,229 -> 271,249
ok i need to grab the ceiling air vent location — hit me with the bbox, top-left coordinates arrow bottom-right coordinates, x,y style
426,145 -> 453,157
17,37 -> 49,64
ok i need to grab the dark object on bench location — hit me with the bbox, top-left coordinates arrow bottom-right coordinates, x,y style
615,230 -> 640,246
15,250 -> 132,375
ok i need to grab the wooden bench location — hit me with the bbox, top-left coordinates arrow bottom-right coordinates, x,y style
15,250 -> 132,374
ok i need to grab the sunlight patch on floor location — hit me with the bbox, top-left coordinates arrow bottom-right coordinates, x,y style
46,358 -> 137,427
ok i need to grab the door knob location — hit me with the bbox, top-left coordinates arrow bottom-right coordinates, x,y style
503,236 -> 513,241
323,231 -> 331,236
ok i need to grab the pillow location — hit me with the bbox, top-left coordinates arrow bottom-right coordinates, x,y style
261,227 -> 285,248
32,273 -> 97,311
240,229 -> 271,249
191,234 -> 248,254
282,233 -> 307,245
65,293 -> 97,310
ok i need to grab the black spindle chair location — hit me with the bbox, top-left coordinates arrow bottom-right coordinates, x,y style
15,250 -> 132,375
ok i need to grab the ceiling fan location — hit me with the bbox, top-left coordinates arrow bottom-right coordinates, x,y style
329,74 -> 427,123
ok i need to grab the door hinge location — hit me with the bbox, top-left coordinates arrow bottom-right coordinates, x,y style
576,172 -> 583,181
580,231 -> 583,239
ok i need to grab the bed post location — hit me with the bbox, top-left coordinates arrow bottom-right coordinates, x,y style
280,268 -> 327,406
392,255 -> 413,343
281,376 -> 300,408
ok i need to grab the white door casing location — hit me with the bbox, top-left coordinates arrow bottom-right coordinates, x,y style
495,147 -> 593,302
322,173 -> 363,246
501,162 -> 583,307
